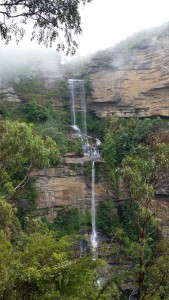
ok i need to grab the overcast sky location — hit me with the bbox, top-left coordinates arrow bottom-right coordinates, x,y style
75,0 -> 169,55
1,0 -> 169,57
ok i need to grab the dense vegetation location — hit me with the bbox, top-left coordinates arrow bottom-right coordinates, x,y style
1,65 -> 169,299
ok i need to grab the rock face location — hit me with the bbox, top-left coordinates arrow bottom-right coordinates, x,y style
2,26 -> 169,224
30,161 -> 169,234
152,195 -> 169,238
0,48 -> 63,103
30,160 -> 111,221
88,26 -> 169,118
0,82 -> 22,103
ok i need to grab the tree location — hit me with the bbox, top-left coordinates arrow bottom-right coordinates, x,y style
0,0 -> 92,55
101,116 -> 163,168
0,196 -> 21,241
0,120 -> 61,198
0,228 -> 118,300
112,143 -> 169,299
0,229 -> 17,298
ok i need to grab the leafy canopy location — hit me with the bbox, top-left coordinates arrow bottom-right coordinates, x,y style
0,120 -> 61,196
0,0 -> 92,54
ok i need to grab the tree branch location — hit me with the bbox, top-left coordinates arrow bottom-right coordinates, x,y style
13,161 -> 33,192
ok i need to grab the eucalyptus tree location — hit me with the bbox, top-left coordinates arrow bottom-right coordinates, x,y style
112,143 -> 169,300
0,120 -> 61,198
0,0 -> 92,54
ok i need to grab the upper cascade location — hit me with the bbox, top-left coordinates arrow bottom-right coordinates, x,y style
68,79 -> 101,158
68,79 -> 87,136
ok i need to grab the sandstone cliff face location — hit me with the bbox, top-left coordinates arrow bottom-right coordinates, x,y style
30,161 -> 169,234
2,27 -> 169,224
88,26 -> 169,118
0,82 -> 21,103
30,159 -> 111,221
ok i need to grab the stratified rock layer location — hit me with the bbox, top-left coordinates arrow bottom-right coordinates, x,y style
30,161 -> 111,220
88,26 -> 169,118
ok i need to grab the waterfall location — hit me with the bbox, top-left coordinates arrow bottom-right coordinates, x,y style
69,79 -> 76,129
68,78 -> 100,256
91,160 -> 98,257
68,79 -> 100,158
68,79 -> 86,135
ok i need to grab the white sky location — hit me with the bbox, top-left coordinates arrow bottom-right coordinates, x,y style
75,0 -> 169,55
1,0 -> 169,57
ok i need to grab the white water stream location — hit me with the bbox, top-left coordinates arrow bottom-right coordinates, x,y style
68,79 -> 100,254
68,79 -> 87,135
91,160 -> 98,258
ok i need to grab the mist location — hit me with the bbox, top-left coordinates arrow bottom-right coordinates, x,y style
0,46 -> 64,88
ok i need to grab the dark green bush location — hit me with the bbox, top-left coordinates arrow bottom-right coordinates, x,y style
48,207 -> 82,237
20,101 -> 51,122
96,199 -> 121,235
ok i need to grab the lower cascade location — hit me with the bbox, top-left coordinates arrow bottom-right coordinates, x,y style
91,160 -> 98,258
68,78 -> 101,255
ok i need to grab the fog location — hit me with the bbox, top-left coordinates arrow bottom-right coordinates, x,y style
1,0 -> 169,84
0,46 -> 63,84
76,0 -> 169,55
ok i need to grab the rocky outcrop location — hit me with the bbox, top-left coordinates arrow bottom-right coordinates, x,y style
88,25 -> 169,118
0,82 -> 22,103
30,161 -> 169,232
30,159 -> 111,221
152,195 -> 169,237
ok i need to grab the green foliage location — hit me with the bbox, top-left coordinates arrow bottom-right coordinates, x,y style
20,101 -> 51,122
1,67 -> 169,300
101,116 -> 165,167
64,138 -> 83,156
48,207 -> 82,237
53,79 -> 69,101
0,74 -> 72,158
0,120 -> 61,197
63,54 -> 91,80
33,107 -> 71,154
86,113 -> 105,138
84,76 -> 93,97
101,133 -> 117,168
118,200 -> 140,240
114,24 -> 166,50
36,123 -> 68,155
16,178 -> 38,228
0,196 -> 21,241
90,49 -> 113,68
96,199 -> 121,235
101,227 -> 169,300
0,227 -> 112,300
111,140 -> 169,299
0,101 -> 20,120
14,72 -> 45,97
132,117 -> 161,143
13,71 -> 70,109
0,229 -> 16,297
83,161 -> 104,185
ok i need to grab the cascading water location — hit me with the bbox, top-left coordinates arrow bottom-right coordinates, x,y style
91,160 -> 98,258
68,79 -> 86,136
68,79 -> 100,158
68,79 -> 101,255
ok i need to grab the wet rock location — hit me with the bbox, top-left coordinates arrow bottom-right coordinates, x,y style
88,25 -> 169,118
